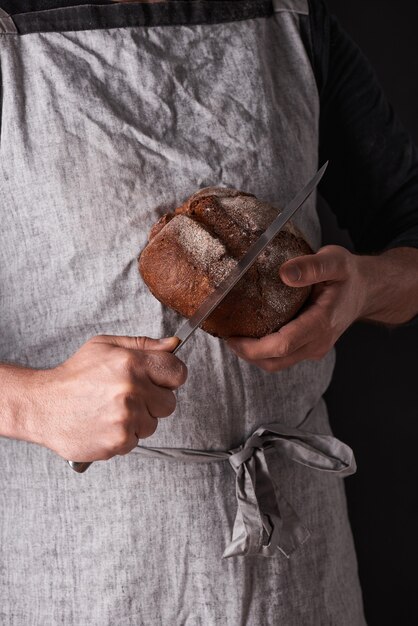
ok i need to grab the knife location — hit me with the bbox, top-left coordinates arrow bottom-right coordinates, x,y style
67,161 -> 328,473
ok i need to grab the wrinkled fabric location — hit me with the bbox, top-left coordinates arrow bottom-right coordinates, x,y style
0,1 -> 366,624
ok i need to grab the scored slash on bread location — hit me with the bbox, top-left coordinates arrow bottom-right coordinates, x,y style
138,187 -> 313,339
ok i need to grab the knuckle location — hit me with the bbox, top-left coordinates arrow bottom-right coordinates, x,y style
313,260 -> 326,282
133,336 -> 148,351
114,394 -> 132,418
124,382 -> 138,399
115,384 -> 137,405
111,429 -> 131,453
116,350 -> 135,374
328,245 -> 350,277
111,404 -> 139,437
100,439 -> 121,460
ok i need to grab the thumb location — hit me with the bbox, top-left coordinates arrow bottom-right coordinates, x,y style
92,334 -> 180,352
279,246 -> 350,287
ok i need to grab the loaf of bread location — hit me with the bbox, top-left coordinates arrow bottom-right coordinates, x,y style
138,187 -> 313,338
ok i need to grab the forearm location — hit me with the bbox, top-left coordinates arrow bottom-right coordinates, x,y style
357,247 -> 418,325
0,362 -> 43,442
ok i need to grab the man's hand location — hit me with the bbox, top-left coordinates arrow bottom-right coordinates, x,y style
226,245 -> 418,373
27,334 -> 186,462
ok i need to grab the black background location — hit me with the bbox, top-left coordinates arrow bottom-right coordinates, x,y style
321,2 -> 418,625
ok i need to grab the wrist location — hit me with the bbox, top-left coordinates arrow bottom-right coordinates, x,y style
355,253 -> 386,320
0,363 -> 50,444
356,247 -> 418,325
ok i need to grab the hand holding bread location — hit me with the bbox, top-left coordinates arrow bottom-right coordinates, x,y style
227,244 -> 369,372
137,186 -> 374,374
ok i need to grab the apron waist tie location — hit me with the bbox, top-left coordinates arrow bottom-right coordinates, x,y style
134,419 -> 356,559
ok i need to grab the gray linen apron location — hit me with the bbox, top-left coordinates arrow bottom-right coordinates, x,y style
0,1 -> 366,623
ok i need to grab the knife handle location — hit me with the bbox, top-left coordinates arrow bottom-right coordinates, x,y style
67,460 -> 92,473
67,337 -> 182,473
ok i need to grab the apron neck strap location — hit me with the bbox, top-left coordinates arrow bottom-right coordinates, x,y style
0,7 -> 17,34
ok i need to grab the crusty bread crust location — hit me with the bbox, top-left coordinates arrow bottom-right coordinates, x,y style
138,187 -> 313,338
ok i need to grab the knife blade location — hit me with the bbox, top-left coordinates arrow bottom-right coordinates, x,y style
67,161 -> 328,473
172,161 -> 328,355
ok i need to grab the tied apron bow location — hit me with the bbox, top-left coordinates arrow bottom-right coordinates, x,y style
133,420 -> 356,559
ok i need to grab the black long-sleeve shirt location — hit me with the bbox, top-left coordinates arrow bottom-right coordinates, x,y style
304,0 -> 418,255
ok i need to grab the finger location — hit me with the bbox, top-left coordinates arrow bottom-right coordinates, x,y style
238,341 -> 328,373
141,351 -> 188,390
118,392 -> 158,440
122,379 -> 176,437
92,334 -> 180,353
116,430 -> 144,456
135,414 -> 158,440
125,383 -> 175,420
141,383 -> 177,419
131,403 -> 158,439
227,300 -> 326,360
279,245 -> 350,287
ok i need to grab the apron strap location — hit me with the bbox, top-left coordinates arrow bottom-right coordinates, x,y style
1,1 -> 275,36
133,410 -> 356,559
273,0 -> 309,15
0,7 -> 17,34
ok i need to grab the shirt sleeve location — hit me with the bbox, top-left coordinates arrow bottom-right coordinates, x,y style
304,0 -> 418,255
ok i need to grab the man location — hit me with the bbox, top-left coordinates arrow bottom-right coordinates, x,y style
1,0 -> 417,624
